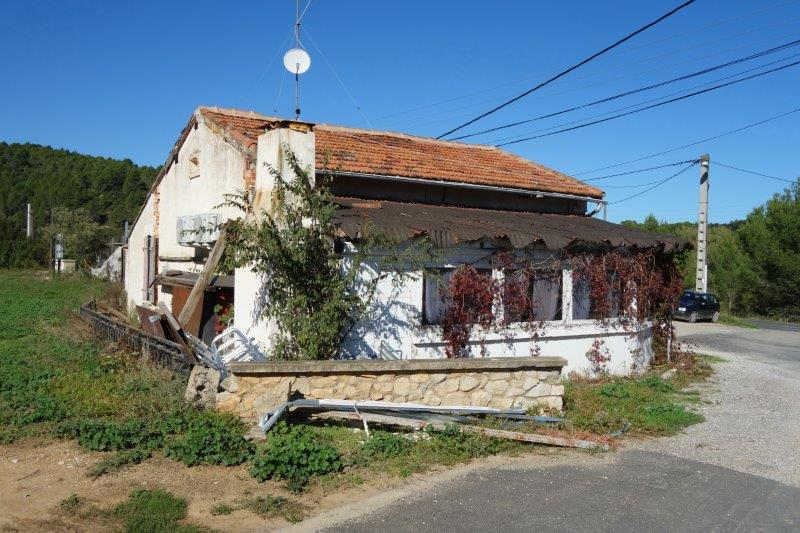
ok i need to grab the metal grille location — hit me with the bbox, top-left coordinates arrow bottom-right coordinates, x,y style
79,304 -> 191,374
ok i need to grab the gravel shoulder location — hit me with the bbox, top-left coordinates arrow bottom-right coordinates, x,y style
634,322 -> 800,487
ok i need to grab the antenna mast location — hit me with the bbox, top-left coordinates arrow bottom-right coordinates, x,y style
283,0 -> 311,119
294,0 -> 301,119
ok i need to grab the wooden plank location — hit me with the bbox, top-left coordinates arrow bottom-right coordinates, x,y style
158,302 -> 198,364
309,412 -> 608,450
136,304 -> 167,339
178,229 -> 226,329
171,285 -> 203,336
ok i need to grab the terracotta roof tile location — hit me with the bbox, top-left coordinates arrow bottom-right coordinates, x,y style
198,107 -> 604,199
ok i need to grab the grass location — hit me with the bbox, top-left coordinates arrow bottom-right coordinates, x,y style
718,313 -> 758,329
563,357 -> 711,436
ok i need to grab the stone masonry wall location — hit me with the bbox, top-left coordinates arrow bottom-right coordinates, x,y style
213,357 -> 567,423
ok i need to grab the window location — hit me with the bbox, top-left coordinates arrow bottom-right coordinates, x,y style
531,270 -> 562,321
423,269 -> 453,325
503,269 -> 562,323
423,267 -> 492,325
187,151 -> 200,179
572,274 -> 591,320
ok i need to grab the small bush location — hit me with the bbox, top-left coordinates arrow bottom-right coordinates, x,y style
249,422 -> 342,490
210,503 -> 234,516
57,419 -> 163,451
426,424 -> 506,460
237,495 -> 306,523
360,431 -> 411,460
164,412 -> 253,467
59,493 -> 83,515
113,489 -> 188,533
87,448 -> 152,479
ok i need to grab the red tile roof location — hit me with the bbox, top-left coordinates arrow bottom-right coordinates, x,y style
198,107 -> 604,199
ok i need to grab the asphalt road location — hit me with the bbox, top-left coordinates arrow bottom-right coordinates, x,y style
303,322 -> 800,533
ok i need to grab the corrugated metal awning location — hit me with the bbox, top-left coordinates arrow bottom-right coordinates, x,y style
332,197 -> 689,252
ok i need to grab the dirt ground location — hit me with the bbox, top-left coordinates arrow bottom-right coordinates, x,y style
1,437 -> 559,532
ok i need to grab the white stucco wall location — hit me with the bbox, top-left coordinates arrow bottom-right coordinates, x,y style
340,244 -> 653,376
232,126 -> 316,352
124,191 -> 156,310
124,112 -> 249,313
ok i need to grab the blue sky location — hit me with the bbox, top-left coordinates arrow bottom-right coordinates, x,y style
1,0 -> 798,223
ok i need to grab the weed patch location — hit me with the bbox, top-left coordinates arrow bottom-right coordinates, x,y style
564,365 -> 706,436
87,448 -> 152,479
250,422 -> 342,491
113,489 -> 208,533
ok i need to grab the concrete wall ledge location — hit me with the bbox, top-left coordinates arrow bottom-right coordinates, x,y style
229,356 -> 567,375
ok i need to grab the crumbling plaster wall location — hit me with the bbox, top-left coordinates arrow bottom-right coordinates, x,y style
124,114 -> 249,312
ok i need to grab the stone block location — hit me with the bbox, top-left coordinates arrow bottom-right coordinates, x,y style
215,391 -> 240,413
437,379 -> 460,394
459,375 -> 480,392
184,365 -> 221,409
427,373 -> 447,385
220,375 -> 239,393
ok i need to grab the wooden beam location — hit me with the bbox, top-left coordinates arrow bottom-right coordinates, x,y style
158,302 -> 197,364
309,412 -> 608,450
177,229 -> 227,328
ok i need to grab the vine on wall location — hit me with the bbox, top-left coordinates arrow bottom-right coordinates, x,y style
440,248 -> 684,364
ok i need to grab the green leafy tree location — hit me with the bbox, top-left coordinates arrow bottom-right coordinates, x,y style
222,147 -> 430,360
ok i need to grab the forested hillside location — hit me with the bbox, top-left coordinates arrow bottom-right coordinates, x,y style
623,180 -> 800,321
0,142 -> 158,267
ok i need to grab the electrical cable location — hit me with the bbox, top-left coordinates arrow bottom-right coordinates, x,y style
303,27 -> 374,128
435,0 -> 697,138
715,161 -> 796,183
376,0 -> 798,125
450,38 -> 800,141
571,106 -> 800,176
497,59 -> 800,147
585,160 -> 698,181
608,162 -> 698,204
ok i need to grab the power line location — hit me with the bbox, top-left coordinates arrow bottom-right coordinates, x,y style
497,59 -> 800,147
303,27 -> 374,128
435,0 -> 698,139
451,38 -> 800,141
609,162 -> 698,204
377,0 -> 798,126
585,160 -> 698,181
715,161 -> 797,183
572,106 -> 800,176
486,51 -> 800,145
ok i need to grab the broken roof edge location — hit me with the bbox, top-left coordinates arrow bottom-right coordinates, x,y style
331,196 -> 691,253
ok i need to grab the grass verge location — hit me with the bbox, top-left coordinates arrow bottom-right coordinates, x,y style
718,314 -> 757,329
563,356 -> 712,436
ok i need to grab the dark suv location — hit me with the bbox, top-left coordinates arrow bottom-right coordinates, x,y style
674,290 -> 720,323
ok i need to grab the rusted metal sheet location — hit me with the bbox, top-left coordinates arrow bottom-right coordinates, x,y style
332,196 -> 689,252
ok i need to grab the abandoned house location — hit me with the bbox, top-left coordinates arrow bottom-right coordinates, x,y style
122,106 -> 686,375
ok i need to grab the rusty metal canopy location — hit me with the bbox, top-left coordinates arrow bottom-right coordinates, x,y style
332,197 -> 689,252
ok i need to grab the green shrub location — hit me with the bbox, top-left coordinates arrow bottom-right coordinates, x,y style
249,422 -> 342,490
113,489 -> 188,533
57,419 -> 163,451
426,424 -> 505,460
210,503 -> 234,516
87,448 -> 152,479
164,412 -> 253,467
360,431 -> 411,460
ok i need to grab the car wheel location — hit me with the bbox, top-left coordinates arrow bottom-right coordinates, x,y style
689,312 -> 698,323
712,311 -> 720,323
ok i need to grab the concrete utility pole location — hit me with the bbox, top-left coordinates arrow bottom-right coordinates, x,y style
26,203 -> 33,238
695,154 -> 710,293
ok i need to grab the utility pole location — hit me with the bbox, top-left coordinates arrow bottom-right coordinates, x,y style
695,154 -> 710,293
26,203 -> 33,238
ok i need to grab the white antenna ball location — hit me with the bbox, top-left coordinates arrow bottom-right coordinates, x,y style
283,48 -> 311,74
